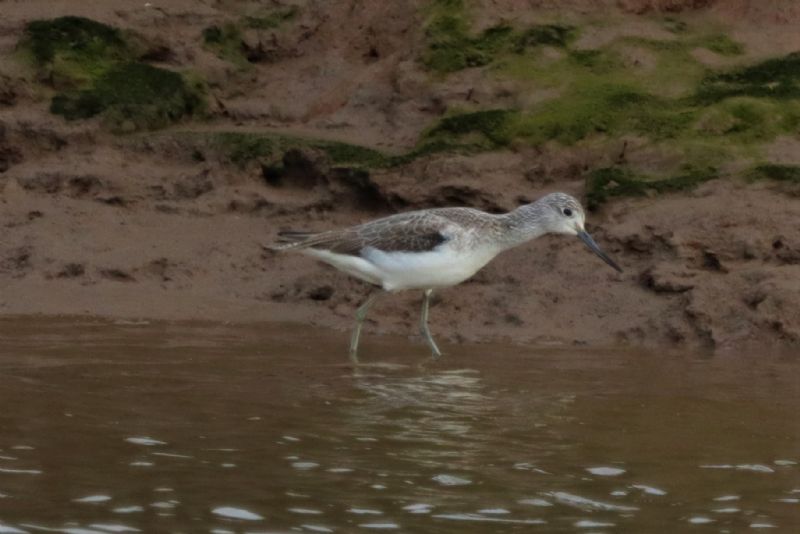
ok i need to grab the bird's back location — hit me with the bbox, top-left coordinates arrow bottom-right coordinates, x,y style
273,207 -> 503,256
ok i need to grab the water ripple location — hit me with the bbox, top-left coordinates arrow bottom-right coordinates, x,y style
211,507 -> 263,521
547,492 -> 639,512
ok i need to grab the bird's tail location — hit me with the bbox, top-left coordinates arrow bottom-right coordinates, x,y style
268,230 -> 320,251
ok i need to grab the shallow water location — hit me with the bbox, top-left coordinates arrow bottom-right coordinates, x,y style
0,319 -> 797,533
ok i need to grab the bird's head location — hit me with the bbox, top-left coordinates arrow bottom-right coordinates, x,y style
539,192 -> 623,273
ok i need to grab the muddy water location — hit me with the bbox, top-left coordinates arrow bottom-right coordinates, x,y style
0,319 -> 797,533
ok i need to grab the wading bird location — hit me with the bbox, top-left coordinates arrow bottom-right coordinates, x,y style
272,192 -> 622,362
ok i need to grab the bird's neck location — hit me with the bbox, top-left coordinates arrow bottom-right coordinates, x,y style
497,201 -> 549,249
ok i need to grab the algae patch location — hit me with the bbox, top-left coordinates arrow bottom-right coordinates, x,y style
425,85 -> 694,148
51,63 -> 204,131
425,18 -> 796,167
211,132 -> 390,170
417,15 -> 794,203
697,33 -> 744,57
586,166 -> 718,209
751,164 -> 800,184
206,130 -> 482,172
202,23 -> 248,66
20,16 -> 204,131
203,7 -> 299,66
696,52 -> 800,103
421,0 -> 573,73
23,16 -> 128,65
423,21 -> 574,73
21,16 -> 130,87
425,109 -> 515,148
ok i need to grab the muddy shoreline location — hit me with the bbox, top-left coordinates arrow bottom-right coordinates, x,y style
1,176 -> 797,352
1,1 -> 799,352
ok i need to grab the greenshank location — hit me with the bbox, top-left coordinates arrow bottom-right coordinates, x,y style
272,192 -> 622,361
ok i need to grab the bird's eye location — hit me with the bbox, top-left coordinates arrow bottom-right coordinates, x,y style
563,208 -> 573,217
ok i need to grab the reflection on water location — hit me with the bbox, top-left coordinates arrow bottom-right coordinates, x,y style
0,319 -> 798,533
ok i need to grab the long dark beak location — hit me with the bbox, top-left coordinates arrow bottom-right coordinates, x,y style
577,231 -> 623,273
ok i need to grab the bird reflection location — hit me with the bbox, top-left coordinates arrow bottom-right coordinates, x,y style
345,369 -> 496,469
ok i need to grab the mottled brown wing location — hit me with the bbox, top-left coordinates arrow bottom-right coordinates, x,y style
276,211 -> 454,256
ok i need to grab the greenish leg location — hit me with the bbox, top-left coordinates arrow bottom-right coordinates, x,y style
420,289 -> 442,358
349,290 -> 381,363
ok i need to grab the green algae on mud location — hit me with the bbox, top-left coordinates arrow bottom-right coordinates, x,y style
421,0 -> 573,73
696,33 -> 744,57
750,164 -> 800,184
423,20 -> 575,73
210,132 -> 390,169
696,52 -> 800,103
18,15 -> 800,205
22,16 -> 128,64
21,16 -> 130,87
20,16 -> 204,131
423,86 -> 694,148
426,25 -> 788,150
585,166 -> 718,209
209,129 -> 498,171
203,7 -> 299,66
418,3 -> 793,157
51,63 -> 205,131
202,23 -> 248,67
424,109 -> 515,148
419,15 -> 798,200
